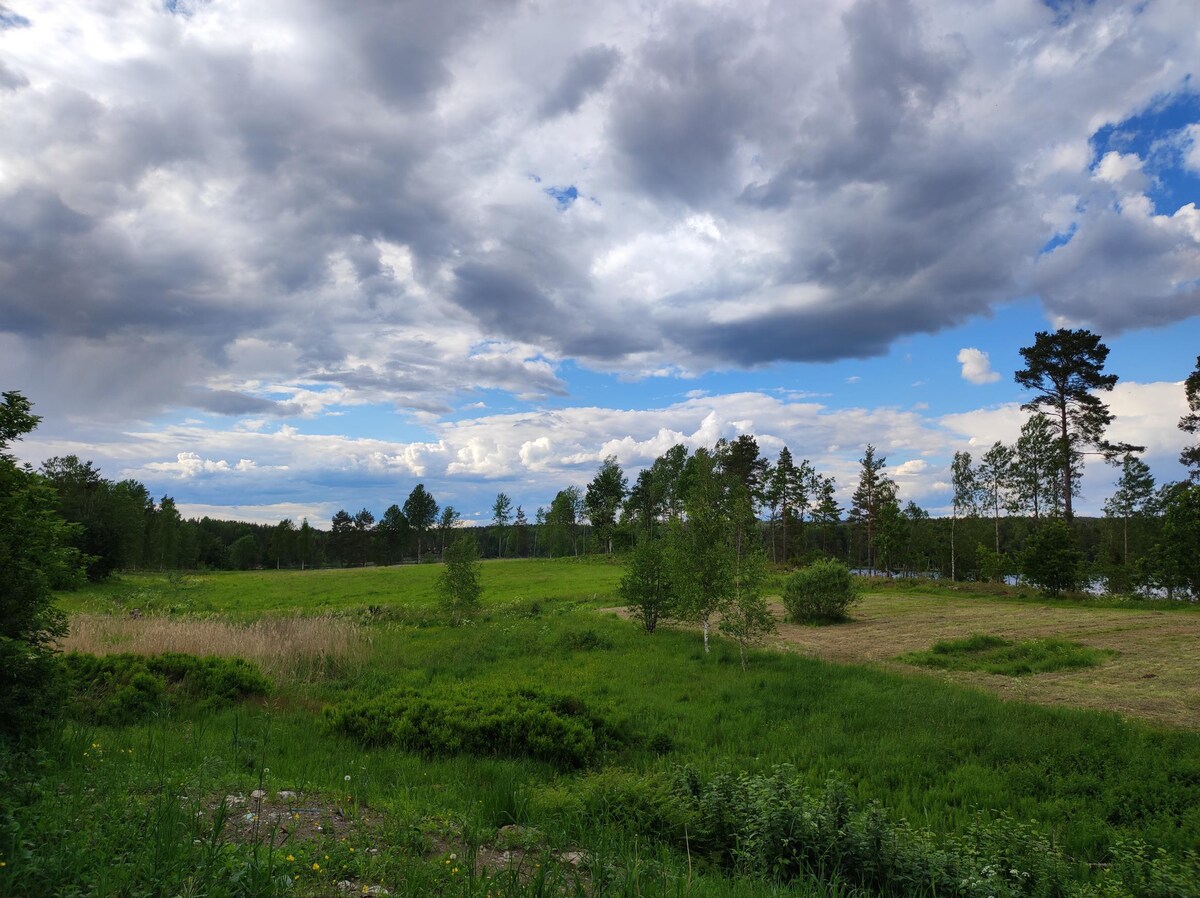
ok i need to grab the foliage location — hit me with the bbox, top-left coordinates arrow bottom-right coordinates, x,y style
584,456 -> 627,554
437,534 -> 483,624
619,538 -> 676,634
849,444 -> 894,574
0,392 -> 82,744
61,651 -> 269,724
1015,328 -> 1136,519
1181,354 -> 1200,477
782,558 -> 860,623
1021,520 -> 1084,596
900,634 -> 1114,676
402,483 -> 438,562
1146,482 -> 1200,599
975,542 -> 1008,583
719,548 -> 774,669
327,685 -> 626,769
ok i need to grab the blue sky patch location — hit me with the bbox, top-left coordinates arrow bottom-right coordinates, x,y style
1090,86 -> 1200,214
544,185 -> 579,210
0,5 -> 31,29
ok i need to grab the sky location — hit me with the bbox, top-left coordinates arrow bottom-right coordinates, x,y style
1,0 -> 1199,527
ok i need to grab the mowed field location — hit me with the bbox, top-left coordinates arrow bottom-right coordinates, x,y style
769,592 -> 1200,729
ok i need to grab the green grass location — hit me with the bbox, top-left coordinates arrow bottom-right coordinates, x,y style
55,556 -> 626,617
10,562 -> 1200,897
899,633 -> 1118,675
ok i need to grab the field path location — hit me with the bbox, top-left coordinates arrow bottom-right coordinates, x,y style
613,592 -> 1200,728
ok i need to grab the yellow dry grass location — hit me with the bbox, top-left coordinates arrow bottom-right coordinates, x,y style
59,613 -> 372,683
768,592 -> 1200,729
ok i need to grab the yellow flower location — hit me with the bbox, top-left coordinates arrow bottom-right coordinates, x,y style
286,855 -> 295,862
349,847 -> 355,853
451,867 -> 459,875
312,862 -> 321,872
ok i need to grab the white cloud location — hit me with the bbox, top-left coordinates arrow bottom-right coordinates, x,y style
956,348 -> 1001,384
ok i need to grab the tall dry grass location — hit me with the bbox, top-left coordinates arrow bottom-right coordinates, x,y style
59,613 -> 372,682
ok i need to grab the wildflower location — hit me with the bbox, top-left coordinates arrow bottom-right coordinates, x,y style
287,855 -> 295,862
349,847 -> 355,853
451,867 -> 459,875
344,774 -> 351,781
312,862 -> 321,872
0,861 -> 6,867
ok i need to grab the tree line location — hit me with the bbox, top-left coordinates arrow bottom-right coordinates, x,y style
15,330 -> 1200,599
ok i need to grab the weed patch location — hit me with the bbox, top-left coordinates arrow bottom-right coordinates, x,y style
327,685 -> 628,769
900,634 -> 1115,675
62,652 -> 269,724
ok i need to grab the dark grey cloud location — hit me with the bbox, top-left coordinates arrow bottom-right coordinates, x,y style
538,45 -> 620,119
0,0 -> 1197,428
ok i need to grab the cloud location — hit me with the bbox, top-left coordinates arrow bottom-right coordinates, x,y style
957,347 -> 1001,384
0,0 -> 1198,431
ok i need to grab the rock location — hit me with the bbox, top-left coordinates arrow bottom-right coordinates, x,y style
560,850 -> 587,867
250,789 -> 266,800
277,790 -> 297,800
224,794 -> 245,808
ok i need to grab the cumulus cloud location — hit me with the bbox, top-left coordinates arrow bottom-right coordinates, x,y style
0,0 -> 1197,430
956,347 -> 1001,384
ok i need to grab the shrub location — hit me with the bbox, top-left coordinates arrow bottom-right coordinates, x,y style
327,685 -> 627,769
438,534 -> 483,624
782,559 -> 860,623
619,538 -> 676,634
61,652 -> 270,724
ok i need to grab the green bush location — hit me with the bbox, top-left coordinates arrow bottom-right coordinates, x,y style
327,685 -> 627,769
782,558 -> 860,623
62,652 -> 270,724
668,765 -> 1200,897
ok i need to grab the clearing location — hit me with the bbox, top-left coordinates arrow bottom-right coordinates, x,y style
769,590 -> 1200,728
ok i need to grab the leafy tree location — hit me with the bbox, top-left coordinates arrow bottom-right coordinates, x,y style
545,487 -> 581,557
720,548 -> 774,670
512,505 -> 529,557
403,484 -> 438,562
585,456 -> 627,554
977,441 -> 1016,555
1013,412 -> 1068,519
1103,453 -> 1155,565
650,444 -> 689,521
1147,482 -> 1200,599
1,392 -> 83,742
438,534 -> 483,625
950,451 -> 977,581
624,468 -> 663,540
619,538 -> 676,634
667,448 -> 734,654
1015,328 -> 1138,519
377,504 -> 409,565
1021,521 -> 1084,597
872,482 -> 905,576
849,445 -> 893,574
437,505 -> 461,555
270,518 -> 296,568
1181,355 -> 1200,478
228,533 -> 260,570
491,492 -> 513,557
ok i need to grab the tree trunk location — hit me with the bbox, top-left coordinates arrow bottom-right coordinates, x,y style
951,514 -> 957,582
702,617 -> 710,654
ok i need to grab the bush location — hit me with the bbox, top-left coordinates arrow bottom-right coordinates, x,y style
782,559 -> 860,623
62,652 -> 270,724
438,534 -> 483,624
327,685 -> 627,769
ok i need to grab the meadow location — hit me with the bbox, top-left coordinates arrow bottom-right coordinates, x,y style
5,559 -> 1200,897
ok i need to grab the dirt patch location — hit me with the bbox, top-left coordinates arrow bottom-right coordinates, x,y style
609,593 -> 1200,728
